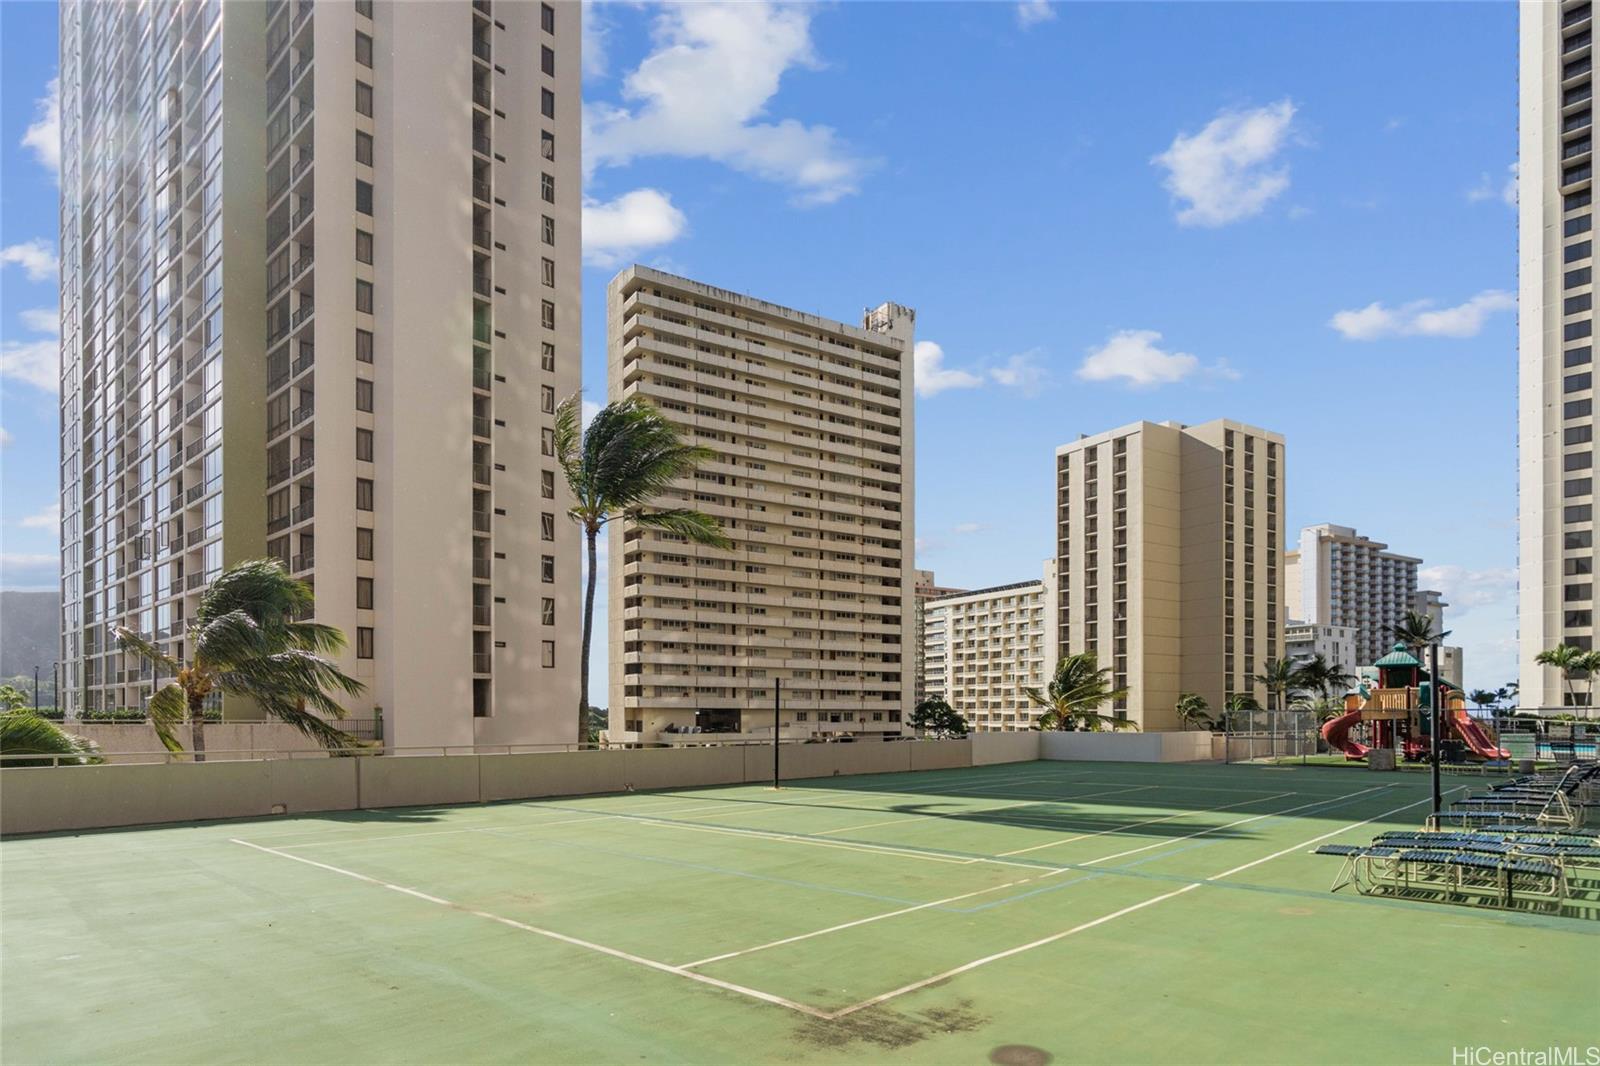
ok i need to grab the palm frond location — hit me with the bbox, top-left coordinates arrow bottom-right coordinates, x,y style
147,684 -> 189,753
0,711 -> 102,766
628,508 -> 731,548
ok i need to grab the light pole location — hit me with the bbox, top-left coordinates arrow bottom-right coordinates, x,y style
1429,642 -> 1442,818
32,665 -> 39,711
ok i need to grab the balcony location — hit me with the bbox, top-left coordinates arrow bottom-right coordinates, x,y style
268,466 -> 290,487
292,302 -> 315,328
473,558 -> 491,580
292,404 -> 314,426
473,367 -> 492,390
472,416 -> 491,438
292,453 -> 315,475
292,348 -> 314,375
473,605 -> 491,626
186,573 -> 206,590
472,463 -> 491,485
473,179 -> 492,203
473,274 -> 491,297
473,133 -> 491,156
472,38 -> 490,61
291,501 -> 315,524
473,86 -> 491,110
473,510 -> 491,532
473,653 -> 492,674
292,552 -> 314,572
472,227 -> 491,249
186,529 -> 205,547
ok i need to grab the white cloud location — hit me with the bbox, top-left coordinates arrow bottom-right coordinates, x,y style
18,307 -> 59,335
0,554 -> 58,590
0,427 -> 11,448
950,522 -> 987,536
582,399 -> 601,430
1153,99 -> 1297,227
988,350 -> 1048,395
1419,565 -> 1516,615
0,241 -> 58,282
585,2 -> 867,205
582,188 -> 688,267
21,78 -> 59,177
1329,289 -> 1514,341
582,2 -> 611,78
1468,162 -> 1517,208
1078,329 -> 1203,388
0,339 -> 59,392
1015,1 -> 1055,28
18,503 -> 60,530
913,341 -> 983,398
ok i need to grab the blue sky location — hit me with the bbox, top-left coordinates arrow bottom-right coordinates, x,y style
2,2 -> 1519,697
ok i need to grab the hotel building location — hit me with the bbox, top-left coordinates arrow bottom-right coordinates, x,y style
606,267 -> 915,740
922,562 -> 1056,731
56,0 -> 582,746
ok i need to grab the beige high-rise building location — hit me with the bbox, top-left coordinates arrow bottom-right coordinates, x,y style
1285,524 -> 1424,666
57,0 -> 582,748
1054,420 -> 1285,728
606,266 -> 915,741
922,562 -> 1056,731
913,568 -> 966,701
1520,0 -> 1598,708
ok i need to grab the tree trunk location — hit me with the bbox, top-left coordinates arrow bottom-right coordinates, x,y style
578,524 -> 599,747
189,691 -> 207,763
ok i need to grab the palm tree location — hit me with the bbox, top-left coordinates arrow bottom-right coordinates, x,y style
1467,688 -> 1500,711
1534,644 -> 1587,709
0,711 -> 100,767
1253,657 -> 1299,712
115,559 -> 364,758
1222,692 -> 1260,732
1023,652 -> 1135,731
553,394 -> 731,743
1174,692 -> 1212,730
1391,609 -> 1450,662
1577,650 -> 1600,708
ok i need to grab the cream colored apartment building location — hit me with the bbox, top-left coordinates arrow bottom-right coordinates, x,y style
1521,0 -> 1599,707
57,0 -> 582,748
606,267 -> 916,740
922,562 -> 1056,731
1285,524 -> 1424,667
1054,420 -> 1285,728
914,568 -> 966,701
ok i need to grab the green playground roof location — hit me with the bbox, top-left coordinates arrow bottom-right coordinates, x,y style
1374,643 -> 1421,667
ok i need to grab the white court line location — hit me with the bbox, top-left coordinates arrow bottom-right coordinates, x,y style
996,791 -> 1297,857
810,784 -> 1158,837
633,817 -> 1004,867
231,838 -> 830,1019
823,783 -> 1446,1019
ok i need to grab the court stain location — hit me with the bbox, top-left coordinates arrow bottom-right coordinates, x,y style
792,999 -> 987,1052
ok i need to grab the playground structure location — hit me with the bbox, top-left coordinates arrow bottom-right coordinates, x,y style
1321,643 -> 1509,763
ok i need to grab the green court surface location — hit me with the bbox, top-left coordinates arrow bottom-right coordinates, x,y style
3,761 -> 1595,1064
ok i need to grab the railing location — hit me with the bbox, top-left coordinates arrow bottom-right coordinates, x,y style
292,552 -> 314,572
472,416 -> 491,438
473,511 -> 491,532
473,274 -> 491,296
292,453 -> 315,475
472,226 -> 491,248
473,179 -> 492,202
472,558 -> 491,579
291,502 -> 315,524
473,133 -> 491,155
292,404 -> 314,425
473,653 -> 493,674
473,605 -> 491,626
473,86 -> 491,109
472,463 -> 491,485
472,38 -> 490,61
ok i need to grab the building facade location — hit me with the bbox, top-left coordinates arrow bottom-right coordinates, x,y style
1285,524 -> 1425,668
922,562 -> 1056,731
913,568 -> 966,701
606,267 -> 916,740
1054,419 -> 1285,728
1520,0 -> 1599,707
1285,622 -> 1359,679
57,0 -> 582,747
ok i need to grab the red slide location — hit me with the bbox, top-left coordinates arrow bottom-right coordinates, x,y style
1449,710 -> 1509,760
1321,708 -> 1370,760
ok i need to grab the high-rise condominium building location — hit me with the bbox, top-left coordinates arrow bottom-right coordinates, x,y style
1285,524 -> 1426,667
913,568 -> 966,701
606,266 -> 915,741
57,0 -> 582,747
922,562 -> 1056,731
1054,420 -> 1284,728
1520,0 -> 1599,707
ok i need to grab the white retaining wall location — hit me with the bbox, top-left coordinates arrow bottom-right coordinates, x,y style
1038,730 -> 1217,763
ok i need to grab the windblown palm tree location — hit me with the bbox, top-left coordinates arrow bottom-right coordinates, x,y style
1023,652 -> 1135,731
1222,692 -> 1260,732
1253,657 -> 1300,712
1292,654 -> 1355,706
116,559 -> 364,758
1391,609 -> 1450,662
1577,650 -> 1600,708
0,711 -> 101,767
1467,688 -> 1500,711
1174,692 -> 1212,731
1534,644 -> 1587,709
553,394 -> 731,742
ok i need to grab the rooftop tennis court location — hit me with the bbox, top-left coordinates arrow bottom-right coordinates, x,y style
3,760 -> 1595,1064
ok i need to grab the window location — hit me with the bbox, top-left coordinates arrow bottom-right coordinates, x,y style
356,130 -> 373,166
541,555 -> 555,582
542,469 -> 555,498
1568,424 -> 1595,445
1568,293 -> 1593,315
1568,451 -> 1594,471
355,0 -> 372,16
1568,267 -> 1593,289
355,81 -> 373,117
542,428 -> 555,456
357,378 -> 374,412
542,257 -> 555,287
1568,346 -> 1593,367
541,88 -> 555,118
357,577 -> 374,610
541,3 -> 554,33
541,131 -> 555,160
541,385 -> 555,413
356,328 -> 374,363
355,31 -> 373,67
541,640 -> 555,668
1568,556 -> 1594,575
1568,240 -> 1593,263
357,527 -> 374,559
541,215 -> 555,245
356,478 -> 375,510
1566,477 -> 1593,497
541,172 -> 555,203
1567,372 -> 1593,393
1567,583 -> 1594,602
356,230 -> 373,265
1570,529 -> 1595,550
1567,320 -> 1593,342
541,513 -> 555,541
357,627 -> 374,659
356,179 -> 373,214
541,44 -> 555,76
541,300 -> 555,329
1568,504 -> 1594,523
356,427 -> 373,462
541,597 -> 555,625
541,342 -> 555,371
356,279 -> 374,313
1567,398 -> 1593,419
